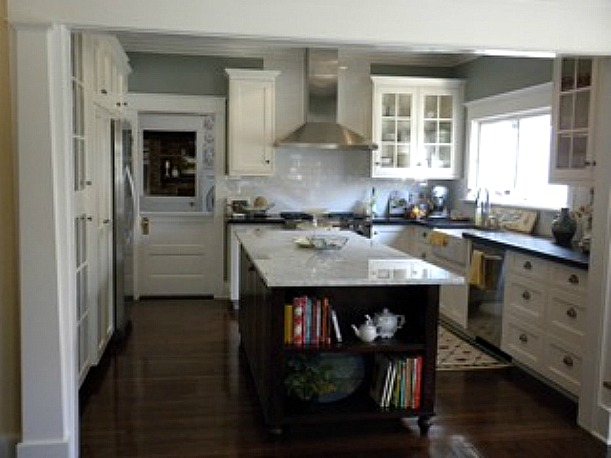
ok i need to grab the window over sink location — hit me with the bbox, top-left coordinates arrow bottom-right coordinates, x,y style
465,83 -> 568,210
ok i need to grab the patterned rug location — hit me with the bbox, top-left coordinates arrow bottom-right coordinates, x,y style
437,325 -> 511,371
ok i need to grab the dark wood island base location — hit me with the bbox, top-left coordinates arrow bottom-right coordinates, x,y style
238,246 -> 442,436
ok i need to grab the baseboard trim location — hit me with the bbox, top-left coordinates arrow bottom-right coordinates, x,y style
16,438 -> 69,458
0,434 -> 18,458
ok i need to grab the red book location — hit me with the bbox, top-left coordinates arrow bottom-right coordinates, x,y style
323,298 -> 331,344
292,297 -> 304,346
413,356 -> 423,409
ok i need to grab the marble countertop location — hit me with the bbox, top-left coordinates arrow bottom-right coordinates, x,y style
236,227 -> 464,288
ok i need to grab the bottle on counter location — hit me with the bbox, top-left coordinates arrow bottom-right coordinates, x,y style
369,187 -> 377,217
474,188 -> 490,227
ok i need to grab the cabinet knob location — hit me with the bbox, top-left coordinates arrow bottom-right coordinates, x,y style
562,355 -> 574,367
86,216 -> 93,222
566,307 -> 577,319
523,261 -> 532,270
584,160 -> 597,166
522,290 -> 531,301
101,88 -> 108,95
568,274 -> 579,285
519,333 -> 528,343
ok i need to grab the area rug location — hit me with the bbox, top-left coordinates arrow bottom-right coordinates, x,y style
437,325 -> 511,371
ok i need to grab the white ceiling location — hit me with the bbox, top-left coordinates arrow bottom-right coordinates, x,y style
115,31 -> 477,67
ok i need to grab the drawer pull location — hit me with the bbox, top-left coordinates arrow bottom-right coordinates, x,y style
523,261 -> 532,270
566,307 -> 577,319
522,290 -> 531,301
519,333 -> 528,343
568,274 -> 579,285
563,355 -> 574,367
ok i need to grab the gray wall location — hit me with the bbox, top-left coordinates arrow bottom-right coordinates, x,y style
372,56 -> 553,102
455,56 -> 553,101
127,52 -> 263,95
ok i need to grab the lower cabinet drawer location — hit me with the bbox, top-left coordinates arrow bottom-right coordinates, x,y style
501,314 -> 543,371
547,290 -> 586,347
543,335 -> 582,396
504,274 -> 546,327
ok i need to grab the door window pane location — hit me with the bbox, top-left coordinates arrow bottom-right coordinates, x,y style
143,130 -> 196,197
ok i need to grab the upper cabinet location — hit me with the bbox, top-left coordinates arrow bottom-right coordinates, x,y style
371,76 -> 464,179
90,34 -> 131,114
549,57 -> 598,185
226,69 -> 280,176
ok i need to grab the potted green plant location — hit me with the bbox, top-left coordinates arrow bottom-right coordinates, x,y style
284,354 -> 336,403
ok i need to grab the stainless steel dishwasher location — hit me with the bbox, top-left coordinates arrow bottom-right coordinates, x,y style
466,241 -> 506,348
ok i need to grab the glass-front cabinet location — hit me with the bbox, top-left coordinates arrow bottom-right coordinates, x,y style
371,77 -> 464,179
550,57 -> 598,185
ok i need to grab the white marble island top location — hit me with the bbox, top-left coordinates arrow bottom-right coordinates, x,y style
236,227 -> 464,288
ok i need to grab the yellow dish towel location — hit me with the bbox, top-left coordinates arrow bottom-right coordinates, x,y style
429,231 -> 448,246
469,250 -> 485,289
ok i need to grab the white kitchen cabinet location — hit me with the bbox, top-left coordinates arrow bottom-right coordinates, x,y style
226,69 -> 280,176
371,224 -> 411,252
549,57 -> 599,185
91,34 -> 130,114
405,226 -> 469,329
371,76 -> 464,179
502,250 -> 588,396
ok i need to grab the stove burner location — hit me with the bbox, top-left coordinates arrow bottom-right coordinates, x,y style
280,210 -> 371,238
279,212 -> 313,221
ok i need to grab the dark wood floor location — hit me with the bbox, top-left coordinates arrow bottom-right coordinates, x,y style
80,299 -> 609,457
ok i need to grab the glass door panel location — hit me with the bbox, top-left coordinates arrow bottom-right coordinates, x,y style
561,58 -> 576,90
424,95 -> 438,118
439,95 -> 453,118
572,135 -> 588,168
574,92 -> 590,129
558,93 -> 574,130
397,94 -> 412,117
556,135 -> 571,169
382,94 -> 396,117
379,144 -> 395,168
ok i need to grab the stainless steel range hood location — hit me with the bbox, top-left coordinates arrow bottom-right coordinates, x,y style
276,49 -> 377,151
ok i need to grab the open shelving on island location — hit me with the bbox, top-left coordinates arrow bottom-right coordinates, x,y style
238,244 -> 442,435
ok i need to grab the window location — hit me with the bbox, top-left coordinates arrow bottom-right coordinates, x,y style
466,84 -> 568,210
139,113 -> 216,213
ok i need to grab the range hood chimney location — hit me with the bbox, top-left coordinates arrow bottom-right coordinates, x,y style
276,49 -> 377,151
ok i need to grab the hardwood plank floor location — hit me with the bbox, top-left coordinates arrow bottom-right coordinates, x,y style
80,299 -> 609,457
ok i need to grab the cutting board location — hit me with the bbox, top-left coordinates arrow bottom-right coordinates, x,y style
499,209 -> 538,233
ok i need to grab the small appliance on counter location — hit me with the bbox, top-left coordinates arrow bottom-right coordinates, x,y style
428,185 -> 449,219
387,190 -> 409,216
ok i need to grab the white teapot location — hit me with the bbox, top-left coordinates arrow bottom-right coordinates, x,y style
373,308 -> 405,338
351,315 -> 379,343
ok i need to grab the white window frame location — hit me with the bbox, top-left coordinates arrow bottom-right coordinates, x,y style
465,82 -> 568,210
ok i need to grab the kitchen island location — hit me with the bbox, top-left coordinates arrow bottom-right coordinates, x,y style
236,227 -> 463,434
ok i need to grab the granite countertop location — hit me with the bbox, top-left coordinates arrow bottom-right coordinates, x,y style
373,216 -> 474,229
436,227 -> 589,270
235,227 -> 464,288
226,214 -> 285,224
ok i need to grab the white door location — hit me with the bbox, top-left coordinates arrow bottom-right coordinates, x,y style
136,112 -> 223,297
92,107 -> 114,360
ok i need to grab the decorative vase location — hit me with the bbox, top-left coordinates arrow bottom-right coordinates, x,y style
551,207 -> 577,246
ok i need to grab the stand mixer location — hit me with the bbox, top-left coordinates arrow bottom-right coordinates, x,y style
428,185 -> 449,218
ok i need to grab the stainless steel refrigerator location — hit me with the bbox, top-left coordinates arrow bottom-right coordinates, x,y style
112,118 -> 135,342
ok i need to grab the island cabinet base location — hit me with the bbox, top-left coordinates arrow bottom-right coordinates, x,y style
239,248 -> 440,435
